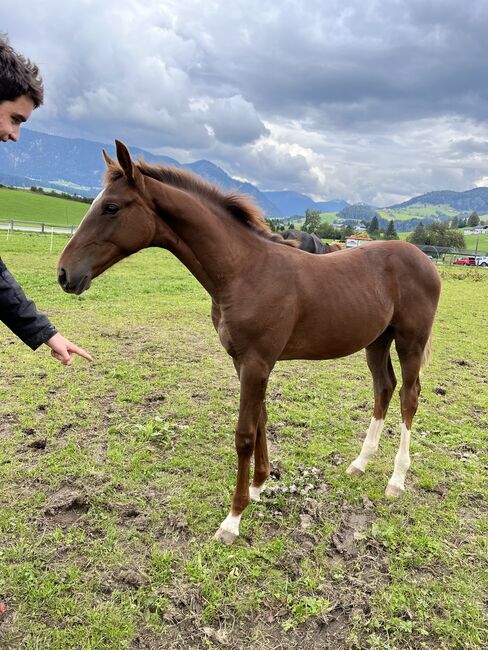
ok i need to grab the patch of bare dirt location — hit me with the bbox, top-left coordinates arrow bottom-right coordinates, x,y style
330,501 -> 376,558
126,486 -> 390,650
44,485 -> 89,527
117,504 -> 151,532
0,413 -> 18,445
113,568 -> 148,590
144,393 -> 166,404
26,437 -> 47,450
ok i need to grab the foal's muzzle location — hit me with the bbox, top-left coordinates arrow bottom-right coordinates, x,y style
57,267 -> 91,295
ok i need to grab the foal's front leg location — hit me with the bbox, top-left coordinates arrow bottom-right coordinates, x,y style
249,402 -> 270,502
214,360 -> 269,544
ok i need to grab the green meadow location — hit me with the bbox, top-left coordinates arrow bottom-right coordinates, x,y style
378,206 -> 461,221
0,187 -> 88,226
464,232 -> 488,252
0,230 -> 486,649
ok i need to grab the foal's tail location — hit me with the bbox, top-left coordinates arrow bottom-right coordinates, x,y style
421,330 -> 433,371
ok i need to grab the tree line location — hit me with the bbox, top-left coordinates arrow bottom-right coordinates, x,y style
267,209 -> 400,241
267,208 -> 485,248
406,212 -> 484,248
407,222 -> 465,248
29,186 -> 93,204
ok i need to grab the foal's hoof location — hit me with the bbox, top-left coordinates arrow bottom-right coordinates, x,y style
346,462 -> 365,477
385,483 -> 404,498
214,527 -> 238,545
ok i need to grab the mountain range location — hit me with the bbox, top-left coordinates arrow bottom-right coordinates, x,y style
389,188 -> 488,212
0,129 -> 347,218
2,129 -> 488,218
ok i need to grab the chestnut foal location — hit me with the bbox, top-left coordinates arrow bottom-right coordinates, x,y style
58,141 -> 441,544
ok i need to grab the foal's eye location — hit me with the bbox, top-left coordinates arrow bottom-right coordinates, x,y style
103,203 -> 119,215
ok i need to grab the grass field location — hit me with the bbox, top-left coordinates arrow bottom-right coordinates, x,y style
378,206 -> 461,221
464,233 -> 488,252
0,188 -> 88,226
0,232 -> 487,649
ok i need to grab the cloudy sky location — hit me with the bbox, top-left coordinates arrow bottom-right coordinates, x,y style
6,0 -> 488,205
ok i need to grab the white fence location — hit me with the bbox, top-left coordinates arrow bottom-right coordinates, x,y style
0,219 -> 77,235
1,219 -> 78,253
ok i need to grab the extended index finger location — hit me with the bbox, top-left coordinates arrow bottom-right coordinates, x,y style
70,345 -> 93,362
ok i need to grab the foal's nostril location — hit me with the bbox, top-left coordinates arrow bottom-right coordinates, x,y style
58,268 -> 67,287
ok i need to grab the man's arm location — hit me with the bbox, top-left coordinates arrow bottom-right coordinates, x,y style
0,259 -> 92,363
0,258 -> 56,349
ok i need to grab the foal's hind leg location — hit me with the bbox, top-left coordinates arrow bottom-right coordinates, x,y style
347,329 -> 396,476
249,402 -> 270,502
385,336 -> 425,497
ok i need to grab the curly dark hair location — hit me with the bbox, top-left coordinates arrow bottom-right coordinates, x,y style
0,35 -> 44,107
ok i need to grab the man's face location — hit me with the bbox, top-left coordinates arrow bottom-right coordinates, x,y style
0,95 -> 35,142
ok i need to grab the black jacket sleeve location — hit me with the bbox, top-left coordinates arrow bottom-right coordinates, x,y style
0,258 -> 57,350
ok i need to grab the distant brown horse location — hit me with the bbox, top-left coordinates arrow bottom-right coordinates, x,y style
58,141 -> 441,544
282,229 -> 341,253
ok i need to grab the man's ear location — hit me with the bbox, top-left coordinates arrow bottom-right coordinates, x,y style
115,140 -> 145,192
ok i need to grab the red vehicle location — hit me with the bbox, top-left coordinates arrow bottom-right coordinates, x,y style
454,256 -> 476,266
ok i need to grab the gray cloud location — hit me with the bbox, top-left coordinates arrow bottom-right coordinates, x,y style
5,0 -> 488,204
200,95 -> 269,146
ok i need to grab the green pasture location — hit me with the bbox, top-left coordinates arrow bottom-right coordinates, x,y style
318,205 -> 464,225
318,212 -> 338,224
0,231 -> 486,649
463,232 -> 488,253
379,206 -> 461,221
0,187 -> 88,226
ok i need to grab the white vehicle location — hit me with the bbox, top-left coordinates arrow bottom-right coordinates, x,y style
476,256 -> 488,267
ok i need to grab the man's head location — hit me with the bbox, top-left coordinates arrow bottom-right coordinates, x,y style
0,36 -> 43,142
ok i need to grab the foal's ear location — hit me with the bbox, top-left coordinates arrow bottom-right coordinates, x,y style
115,140 -> 134,179
115,140 -> 145,191
102,148 -> 116,167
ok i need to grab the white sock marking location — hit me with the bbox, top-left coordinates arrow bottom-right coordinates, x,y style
387,422 -> 411,491
249,484 -> 265,502
350,417 -> 384,472
219,512 -> 241,537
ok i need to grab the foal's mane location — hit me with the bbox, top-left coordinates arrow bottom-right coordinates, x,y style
105,160 -> 296,247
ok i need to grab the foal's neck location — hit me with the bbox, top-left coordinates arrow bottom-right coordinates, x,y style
148,177 -> 267,295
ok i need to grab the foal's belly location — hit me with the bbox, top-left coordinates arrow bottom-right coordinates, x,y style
278,312 -> 391,361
